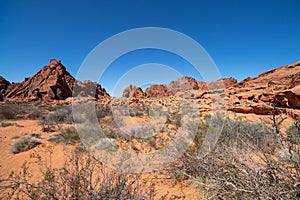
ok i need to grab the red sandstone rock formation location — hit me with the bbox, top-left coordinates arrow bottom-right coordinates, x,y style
0,76 -> 10,101
3,59 -> 110,102
122,85 -> 145,98
145,84 -> 173,98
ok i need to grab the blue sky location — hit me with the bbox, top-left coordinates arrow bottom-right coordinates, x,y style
0,0 -> 300,96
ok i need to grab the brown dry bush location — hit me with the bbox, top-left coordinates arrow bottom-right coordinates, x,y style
287,120 -> 300,145
169,115 -> 300,199
0,103 -> 24,120
47,127 -> 81,145
9,134 -> 42,154
1,147 -> 153,200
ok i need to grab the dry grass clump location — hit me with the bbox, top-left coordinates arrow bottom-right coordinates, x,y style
47,127 -> 80,145
9,134 -> 42,154
0,122 -> 17,127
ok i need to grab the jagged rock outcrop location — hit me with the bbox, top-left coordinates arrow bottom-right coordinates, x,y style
3,59 -> 110,102
168,76 -> 206,99
0,76 -> 10,101
273,85 -> 300,108
227,61 -> 300,119
5,59 -> 75,101
122,85 -> 145,98
0,76 -> 10,89
209,77 -> 237,89
167,76 -> 236,99
169,76 -> 201,92
145,84 -> 173,98
169,76 -> 237,93
1,58 -> 299,120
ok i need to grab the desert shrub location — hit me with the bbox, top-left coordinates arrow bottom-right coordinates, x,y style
0,103 -> 49,121
112,107 -> 144,117
27,107 -> 44,120
0,122 -> 17,127
167,111 -> 182,127
73,103 -> 101,124
128,125 -> 156,138
47,127 -> 80,145
287,120 -> 300,145
96,104 -> 112,119
184,115 -> 277,154
128,107 -> 144,117
146,137 -> 157,149
0,149 -> 151,199
169,115 -> 300,199
44,106 -> 73,124
0,103 -> 23,120
103,124 -> 157,141
9,134 -> 42,154
198,114 -> 278,152
102,127 -> 119,139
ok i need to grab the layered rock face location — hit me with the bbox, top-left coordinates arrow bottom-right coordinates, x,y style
227,61 -> 300,118
208,77 -> 237,89
118,61 -> 299,119
169,76 -> 237,93
2,59 -> 110,102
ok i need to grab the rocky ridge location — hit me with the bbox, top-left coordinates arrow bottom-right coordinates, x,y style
2,59 -> 110,103
226,61 -> 300,118
1,59 -> 299,119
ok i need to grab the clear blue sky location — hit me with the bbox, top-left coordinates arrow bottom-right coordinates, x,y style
0,0 -> 300,96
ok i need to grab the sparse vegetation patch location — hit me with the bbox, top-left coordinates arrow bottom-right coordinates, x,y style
9,134 -> 42,154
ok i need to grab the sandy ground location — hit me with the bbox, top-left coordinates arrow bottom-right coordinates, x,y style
0,111 -> 296,199
227,111 -> 295,135
0,119 -> 200,199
